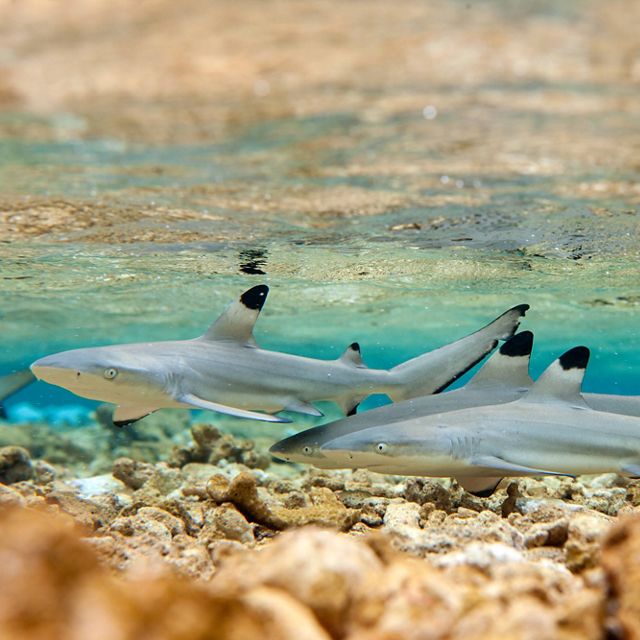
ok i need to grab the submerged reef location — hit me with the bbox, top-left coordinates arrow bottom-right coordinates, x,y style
2,417 -> 640,639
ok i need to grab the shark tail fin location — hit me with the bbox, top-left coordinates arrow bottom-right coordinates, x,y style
201,284 -> 268,345
0,369 -> 36,419
387,304 -> 529,402
522,346 -> 590,406
465,331 -> 534,390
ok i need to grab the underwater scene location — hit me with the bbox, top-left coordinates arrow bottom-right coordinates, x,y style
1,1 -> 640,638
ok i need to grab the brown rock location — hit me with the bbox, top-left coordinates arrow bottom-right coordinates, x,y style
348,558 -> 466,639
215,526 -> 383,636
383,502 -> 525,556
565,510 -> 613,572
170,424 -> 271,470
601,514 -> 640,639
112,457 -> 155,490
0,505 -> 332,639
207,471 -> 359,531
199,503 -> 255,545
348,551 -> 603,640
0,445 -> 33,484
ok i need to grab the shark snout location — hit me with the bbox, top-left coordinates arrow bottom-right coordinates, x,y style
268,441 -> 291,462
30,352 -> 90,387
31,363 -> 78,386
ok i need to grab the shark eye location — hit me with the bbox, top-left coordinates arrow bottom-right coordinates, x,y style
302,446 -> 312,455
376,442 -> 388,453
104,368 -> 118,380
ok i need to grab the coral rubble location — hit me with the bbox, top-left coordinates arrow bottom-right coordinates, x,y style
0,419 -> 638,638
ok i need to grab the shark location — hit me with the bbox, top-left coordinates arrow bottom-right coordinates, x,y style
30,284 -> 528,427
270,331 -> 640,469
0,369 -> 36,419
275,345 -> 640,496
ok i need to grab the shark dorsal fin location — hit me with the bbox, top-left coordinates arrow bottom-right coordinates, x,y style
340,342 -> 366,368
523,346 -> 590,406
202,285 -> 268,344
466,331 -> 534,389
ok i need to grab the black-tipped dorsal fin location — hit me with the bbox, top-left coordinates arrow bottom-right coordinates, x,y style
466,331 -> 534,389
339,342 -> 366,368
522,346 -> 590,406
202,285 -> 268,344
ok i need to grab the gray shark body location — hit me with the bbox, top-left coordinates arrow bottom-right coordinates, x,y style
270,331 -> 640,468
31,285 -> 528,426
274,345 -> 640,496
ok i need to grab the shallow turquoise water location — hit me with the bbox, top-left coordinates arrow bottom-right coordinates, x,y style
1,97 -> 639,432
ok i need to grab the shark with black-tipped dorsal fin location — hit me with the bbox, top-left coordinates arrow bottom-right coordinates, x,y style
270,331 -> 537,467
31,285 -> 528,426
309,346 -> 640,496
270,331 -> 640,469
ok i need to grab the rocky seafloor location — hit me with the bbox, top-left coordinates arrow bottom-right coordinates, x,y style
2,411 -> 640,639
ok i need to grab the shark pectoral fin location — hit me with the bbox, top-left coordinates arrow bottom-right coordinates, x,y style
456,477 -> 503,497
470,455 -> 573,478
178,392 -> 291,423
283,400 -> 324,417
112,405 -> 158,427
201,285 -> 268,345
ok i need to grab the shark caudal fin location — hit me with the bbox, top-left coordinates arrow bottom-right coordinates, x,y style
0,369 -> 36,419
522,346 -> 590,406
465,331 -> 534,390
387,303 -> 529,402
201,284 -> 269,346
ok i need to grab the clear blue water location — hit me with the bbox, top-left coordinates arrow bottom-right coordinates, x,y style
1,76 -> 639,439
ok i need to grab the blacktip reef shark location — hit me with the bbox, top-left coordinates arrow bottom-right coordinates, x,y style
297,346 -> 640,496
270,331 -> 640,468
30,285 -> 529,427
0,369 -> 36,419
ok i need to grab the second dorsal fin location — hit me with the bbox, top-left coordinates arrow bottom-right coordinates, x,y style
201,285 -> 268,345
466,331 -> 534,389
522,346 -> 590,406
340,342 -> 366,368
